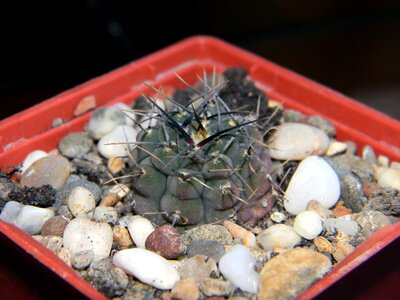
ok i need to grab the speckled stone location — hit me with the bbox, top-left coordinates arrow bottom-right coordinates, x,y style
58,132 -> 93,158
366,187 -> 400,216
178,255 -> 219,284
187,239 -> 226,263
332,154 -> 374,182
258,248 -> 331,300
113,225 -> 134,248
20,155 -> 70,190
352,210 -> 391,238
200,278 -> 234,297
71,249 -> 94,270
181,224 -> 233,247
170,279 -> 200,300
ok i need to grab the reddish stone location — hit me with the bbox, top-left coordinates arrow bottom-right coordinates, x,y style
73,95 -> 96,116
333,205 -> 352,218
362,181 -> 380,198
145,225 -> 185,259
41,216 -> 69,237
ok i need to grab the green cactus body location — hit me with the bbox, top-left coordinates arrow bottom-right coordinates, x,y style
131,70 -> 275,227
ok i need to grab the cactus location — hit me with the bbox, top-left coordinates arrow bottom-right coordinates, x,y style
130,68 -> 275,228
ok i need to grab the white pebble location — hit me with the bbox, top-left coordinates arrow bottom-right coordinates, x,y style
218,245 -> 259,293
257,224 -> 301,251
326,141 -> 347,156
15,205 -> 54,235
268,123 -> 329,160
294,211 -> 323,240
377,168 -> 400,191
67,186 -> 96,218
93,206 -> 118,224
115,103 -> 136,126
109,183 -> 130,199
0,201 -> 24,224
113,248 -> 180,289
127,216 -> 155,248
97,125 -> 137,159
284,156 -> 341,215
21,150 -> 48,174
270,211 -> 286,223
324,218 -> 360,236
63,218 -> 113,261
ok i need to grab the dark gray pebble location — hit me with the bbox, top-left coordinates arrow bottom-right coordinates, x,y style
187,239 -> 226,263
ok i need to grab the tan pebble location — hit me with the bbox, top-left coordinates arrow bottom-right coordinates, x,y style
113,225 -> 134,248
170,278 -> 200,300
377,155 -> 390,168
114,201 -> 126,214
313,236 -> 333,253
222,220 -> 256,247
47,149 -> 60,156
258,248 -> 331,300
326,141 -> 347,156
306,200 -> 333,220
268,99 -> 281,108
200,278 -> 234,297
334,230 -> 352,243
107,157 -> 125,174
57,248 -> 72,267
109,183 -> 130,198
332,241 -> 354,262
100,193 -> 121,207
73,95 -> 96,116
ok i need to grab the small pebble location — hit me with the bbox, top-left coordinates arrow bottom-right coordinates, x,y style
219,245 -> 259,294
332,241 -> 355,262
127,216 -> 155,248
57,205 -> 73,220
222,220 -> 256,247
85,258 -> 128,298
390,161 -> 400,170
107,157 -> 125,174
63,217 -> 113,261
20,155 -> 70,190
377,168 -> 400,191
257,224 -> 301,251
21,150 -> 48,173
56,175 -> 102,207
99,193 -> 120,207
306,200 -> 333,220
170,279 -> 200,300
145,225 -> 185,259
366,187 -> 400,216
113,248 -> 180,290
67,186 -> 96,218
200,278 -> 234,297
326,141 -> 347,156
73,95 -> 96,116
258,248 -> 331,300
0,201 -> 24,224
71,250 -> 94,270
270,211 -> 286,223
108,183 -> 130,199
324,218 -> 360,236
41,216 -> 69,237
293,211 -> 323,240
377,155 -> 390,168
86,104 -> 130,139
313,236 -> 333,253
15,205 -> 54,235
113,225 -> 134,248
284,156 -> 340,215
332,204 -> 352,218
352,210 -> 391,238
57,248 -> 72,267
268,123 -> 329,160
332,154 -> 374,182
179,255 -> 219,284
58,132 -> 93,158
362,145 -> 376,163
187,239 -> 226,263
181,224 -> 233,246
93,206 -> 118,224
97,125 -> 137,159
34,235 -> 63,253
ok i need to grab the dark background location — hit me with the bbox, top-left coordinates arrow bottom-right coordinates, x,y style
1,0 -> 400,120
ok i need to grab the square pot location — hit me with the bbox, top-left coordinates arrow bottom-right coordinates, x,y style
0,36 -> 399,299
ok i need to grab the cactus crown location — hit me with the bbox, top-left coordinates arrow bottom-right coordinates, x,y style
130,68 -> 275,228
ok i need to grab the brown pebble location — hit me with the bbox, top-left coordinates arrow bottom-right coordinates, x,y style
362,181 -> 380,198
107,157 -> 125,174
200,278 -> 234,297
41,216 -> 69,237
100,193 -> 121,207
332,241 -> 354,262
170,279 -> 200,300
313,236 -> 333,254
113,225 -> 134,248
20,155 -> 70,190
73,95 -> 96,116
145,225 -> 185,259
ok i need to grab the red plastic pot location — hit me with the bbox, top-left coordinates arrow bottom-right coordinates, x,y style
0,36 -> 399,299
